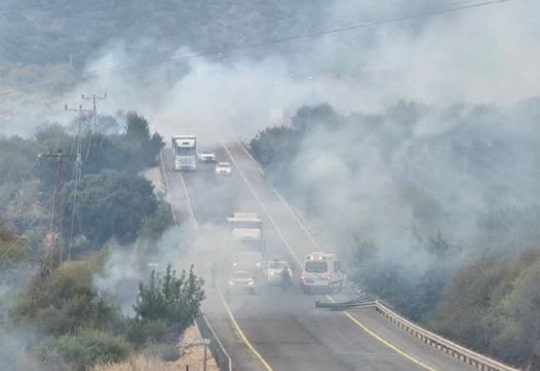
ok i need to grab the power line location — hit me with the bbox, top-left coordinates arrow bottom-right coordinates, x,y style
65,105 -> 93,184
80,94 -> 107,171
81,93 -> 107,136
64,104 -> 93,261
80,0 -> 519,80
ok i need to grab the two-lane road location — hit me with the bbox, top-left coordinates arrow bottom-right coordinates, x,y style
163,146 -> 474,371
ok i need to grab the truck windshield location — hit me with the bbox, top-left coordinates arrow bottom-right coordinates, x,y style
305,261 -> 328,273
175,147 -> 195,156
231,221 -> 262,229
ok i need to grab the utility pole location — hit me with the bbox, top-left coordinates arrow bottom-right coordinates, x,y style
38,149 -> 69,272
65,104 -> 93,183
64,104 -> 93,261
81,93 -> 107,133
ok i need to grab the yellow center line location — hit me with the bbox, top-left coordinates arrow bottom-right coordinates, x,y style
325,295 -> 438,371
174,164 -> 273,371
195,142 -> 438,370
217,288 -> 274,371
223,141 -> 440,370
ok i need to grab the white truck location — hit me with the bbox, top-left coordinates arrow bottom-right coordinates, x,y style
172,135 -> 197,171
226,212 -> 265,276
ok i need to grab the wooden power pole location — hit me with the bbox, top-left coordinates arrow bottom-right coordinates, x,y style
39,149 -> 69,272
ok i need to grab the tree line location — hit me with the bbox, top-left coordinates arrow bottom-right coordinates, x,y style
0,113 -> 206,370
249,101 -> 540,367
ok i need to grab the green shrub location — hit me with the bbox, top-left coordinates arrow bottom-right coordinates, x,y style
133,265 -> 205,330
0,227 -> 27,265
36,329 -> 131,371
123,318 -> 168,348
139,201 -> 175,242
144,343 -> 180,362
11,258 -> 118,336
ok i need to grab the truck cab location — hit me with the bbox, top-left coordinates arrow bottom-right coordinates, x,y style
227,212 -> 265,277
172,135 -> 197,171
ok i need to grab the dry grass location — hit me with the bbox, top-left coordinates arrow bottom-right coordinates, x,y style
94,325 -> 219,371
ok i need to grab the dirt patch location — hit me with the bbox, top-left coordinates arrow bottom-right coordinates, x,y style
174,324 -> 219,371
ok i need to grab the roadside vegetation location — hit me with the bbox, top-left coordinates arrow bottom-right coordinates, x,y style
250,102 -> 540,367
0,114 -> 204,370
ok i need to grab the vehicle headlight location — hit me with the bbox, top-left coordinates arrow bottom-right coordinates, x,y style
228,280 -> 234,286
255,262 -> 261,267
269,271 -> 274,276
248,280 -> 254,286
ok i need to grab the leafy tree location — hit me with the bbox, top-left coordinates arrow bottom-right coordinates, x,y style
63,171 -> 158,246
0,135 -> 35,184
490,259 -> 540,364
123,113 -> 163,168
0,227 -> 27,271
250,126 -> 300,168
125,113 -> 151,144
133,265 -> 205,334
351,233 -> 456,322
80,133 -> 133,175
139,201 -> 175,242
428,249 -> 540,366
34,124 -> 74,191
291,103 -> 342,134
123,318 -> 168,348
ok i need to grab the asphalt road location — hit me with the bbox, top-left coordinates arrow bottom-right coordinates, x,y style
163,146 -> 475,371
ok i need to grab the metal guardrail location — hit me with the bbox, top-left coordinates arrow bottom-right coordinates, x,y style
372,300 -> 520,371
315,300 -> 376,311
197,314 -> 232,371
159,150 -> 232,371
317,297 -> 520,370
239,141 -> 523,371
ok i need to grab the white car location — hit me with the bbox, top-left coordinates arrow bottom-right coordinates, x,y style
227,270 -> 256,294
215,162 -> 232,176
198,150 -> 216,163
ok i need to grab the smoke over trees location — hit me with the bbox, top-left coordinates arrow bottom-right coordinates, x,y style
250,100 -> 540,365
0,112 -> 202,369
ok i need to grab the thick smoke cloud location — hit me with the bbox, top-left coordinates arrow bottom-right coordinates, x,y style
60,0 -> 539,273
63,0 -> 538,136
3,0 -> 539,307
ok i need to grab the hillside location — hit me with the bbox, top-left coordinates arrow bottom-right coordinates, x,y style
0,0 -> 327,67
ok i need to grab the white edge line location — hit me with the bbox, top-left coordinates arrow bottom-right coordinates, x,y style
231,136 -> 517,371
160,148 -> 232,370
201,313 -> 233,371
221,141 -> 302,267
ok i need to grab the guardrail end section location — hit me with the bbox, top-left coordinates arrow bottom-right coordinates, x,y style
196,314 -> 232,371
